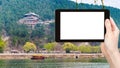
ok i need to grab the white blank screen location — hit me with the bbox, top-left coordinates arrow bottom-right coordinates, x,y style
60,12 -> 104,40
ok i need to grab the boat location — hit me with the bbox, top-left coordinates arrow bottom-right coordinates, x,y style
31,54 -> 45,60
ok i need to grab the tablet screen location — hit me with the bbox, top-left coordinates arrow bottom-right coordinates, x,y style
55,9 -> 109,42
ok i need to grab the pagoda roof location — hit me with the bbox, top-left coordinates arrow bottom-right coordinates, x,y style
24,12 -> 39,17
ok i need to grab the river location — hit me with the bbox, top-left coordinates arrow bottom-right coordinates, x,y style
0,59 -> 109,68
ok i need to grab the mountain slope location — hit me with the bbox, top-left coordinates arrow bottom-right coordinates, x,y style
71,0 -> 120,9
1,0 -> 120,25
0,0 -> 120,47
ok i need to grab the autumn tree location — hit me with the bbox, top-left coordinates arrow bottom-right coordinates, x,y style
78,45 -> 92,53
0,37 -> 6,53
23,42 -> 37,53
91,46 -> 101,53
44,42 -> 57,51
78,45 -> 101,53
62,42 -> 78,53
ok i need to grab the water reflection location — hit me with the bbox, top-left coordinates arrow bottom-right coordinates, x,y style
0,60 -> 109,68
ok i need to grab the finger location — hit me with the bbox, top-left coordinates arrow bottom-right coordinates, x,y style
110,17 -> 119,31
100,43 -> 105,54
100,43 -> 114,67
100,43 -> 110,62
110,18 -> 120,36
105,19 -> 112,33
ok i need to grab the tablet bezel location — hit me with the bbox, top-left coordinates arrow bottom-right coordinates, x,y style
55,9 -> 110,42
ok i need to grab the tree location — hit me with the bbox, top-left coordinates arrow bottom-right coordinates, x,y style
85,45 -> 92,53
0,37 -> 6,53
31,23 -> 45,38
78,45 -> 86,53
6,23 -> 29,47
47,23 -> 55,42
78,45 -> 92,53
91,46 -> 101,53
62,42 -> 77,53
23,42 -> 37,53
78,45 -> 100,53
44,42 -> 56,51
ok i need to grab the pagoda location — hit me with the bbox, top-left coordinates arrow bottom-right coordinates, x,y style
19,12 -> 40,29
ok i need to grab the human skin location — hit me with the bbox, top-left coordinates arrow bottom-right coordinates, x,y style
101,18 -> 120,68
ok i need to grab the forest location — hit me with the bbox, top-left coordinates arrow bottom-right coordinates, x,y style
0,0 -> 120,52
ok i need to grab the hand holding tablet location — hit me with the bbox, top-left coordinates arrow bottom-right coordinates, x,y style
55,9 -> 110,42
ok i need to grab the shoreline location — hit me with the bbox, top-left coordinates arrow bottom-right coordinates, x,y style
0,53 -> 104,59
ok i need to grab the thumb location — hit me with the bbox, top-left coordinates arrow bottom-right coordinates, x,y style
105,19 -> 112,33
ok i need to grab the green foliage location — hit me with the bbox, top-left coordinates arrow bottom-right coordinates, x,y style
47,23 -> 55,42
31,23 -> 45,38
78,45 -> 101,53
0,0 -> 120,47
0,23 -> 3,35
7,24 -> 29,46
23,42 -> 37,53
62,42 -> 78,53
0,37 -> 6,53
91,46 -> 101,53
78,45 -> 92,53
44,42 -> 57,51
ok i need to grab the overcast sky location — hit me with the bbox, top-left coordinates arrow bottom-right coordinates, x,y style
70,0 -> 120,9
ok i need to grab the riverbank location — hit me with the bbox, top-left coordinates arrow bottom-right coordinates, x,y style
0,53 -> 104,59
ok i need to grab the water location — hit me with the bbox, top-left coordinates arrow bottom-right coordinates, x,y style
0,60 -> 109,68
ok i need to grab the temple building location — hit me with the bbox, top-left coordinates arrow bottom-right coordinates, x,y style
18,12 -> 55,29
19,12 -> 41,29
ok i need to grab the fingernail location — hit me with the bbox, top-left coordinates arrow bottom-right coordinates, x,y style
105,19 -> 110,24
105,19 -> 109,22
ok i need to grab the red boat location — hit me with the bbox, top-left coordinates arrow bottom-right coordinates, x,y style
31,55 -> 45,60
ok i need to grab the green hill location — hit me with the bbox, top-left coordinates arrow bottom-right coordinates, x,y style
0,0 -> 120,47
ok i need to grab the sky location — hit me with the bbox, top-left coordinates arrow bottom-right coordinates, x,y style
70,0 -> 120,9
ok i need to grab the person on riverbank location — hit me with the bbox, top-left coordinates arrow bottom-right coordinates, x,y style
101,18 -> 120,68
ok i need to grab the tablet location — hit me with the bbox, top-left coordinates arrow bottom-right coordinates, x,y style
55,9 -> 110,42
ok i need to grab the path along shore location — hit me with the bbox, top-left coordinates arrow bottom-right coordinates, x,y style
0,53 -> 104,59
